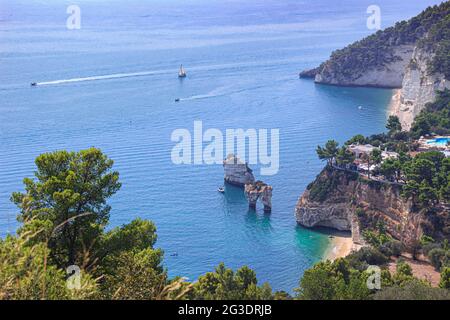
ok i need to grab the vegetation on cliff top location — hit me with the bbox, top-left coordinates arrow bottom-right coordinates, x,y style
411,89 -> 450,138
312,2 -> 450,80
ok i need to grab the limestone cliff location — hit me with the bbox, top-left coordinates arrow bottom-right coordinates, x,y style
389,47 -> 450,130
295,167 -> 422,247
313,45 -> 414,88
300,2 -> 450,129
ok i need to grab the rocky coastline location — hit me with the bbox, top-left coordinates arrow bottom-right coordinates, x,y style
300,3 -> 450,130
296,3 -> 449,259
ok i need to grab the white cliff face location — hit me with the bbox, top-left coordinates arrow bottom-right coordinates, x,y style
295,196 -> 352,231
390,48 -> 450,130
313,42 -> 449,130
315,45 -> 415,88
295,168 -> 419,246
223,154 -> 255,186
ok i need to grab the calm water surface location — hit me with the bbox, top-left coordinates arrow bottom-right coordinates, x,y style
0,0 -> 441,291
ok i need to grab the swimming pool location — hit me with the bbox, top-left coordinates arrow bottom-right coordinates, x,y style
427,137 -> 450,146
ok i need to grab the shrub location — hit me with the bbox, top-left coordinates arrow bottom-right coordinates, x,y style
379,240 -> 404,257
347,247 -> 389,270
428,248 -> 449,271
373,279 -> 450,300
439,267 -> 450,289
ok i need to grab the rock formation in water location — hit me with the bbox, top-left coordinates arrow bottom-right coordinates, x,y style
222,154 -> 273,212
245,181 -> 273,212
300,2 -> 450,129
223,154 -> 255,187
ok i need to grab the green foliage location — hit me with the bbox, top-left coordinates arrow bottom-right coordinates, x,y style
401,151 -> 448,208
411,89 -> 450,138
380,158 -> 402,182
370,148 -> 382,165
428,248 -> 449,271
421,12 -> 450,78
335,146 -> 355,166
439,267 -> 450,289
362,230 -> 392,248
346,134 -> 366,145
316,140 -> 339,165
297,248 -> 450,300
99,218 -> 158,260
396,261 -> 413,277
373,279 -> 450,300
295,261 -> 339,300
11,148 -> 121,268
307,168 -> 345,202
420,235 -> 435,246
192,263 -> 273,300
100,248 -> 167,299
379,240 -> 404,257
0,232 -> 97,300
295,258 -> 375,300
346,247 -> 389,271
386,115 -> 402,135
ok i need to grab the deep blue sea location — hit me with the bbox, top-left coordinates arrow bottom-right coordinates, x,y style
0,0 -> 442,292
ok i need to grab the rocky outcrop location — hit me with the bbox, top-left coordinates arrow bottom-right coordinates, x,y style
295,167 -> 422,247
299,67 -> 320,79
223,154 -> 255,187
245,181 -> 273,212
314,45 -> 414,88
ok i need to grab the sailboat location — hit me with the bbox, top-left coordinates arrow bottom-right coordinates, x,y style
178,64 -> 187,78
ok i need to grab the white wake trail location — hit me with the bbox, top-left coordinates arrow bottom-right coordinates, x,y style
35,69 -> 172,86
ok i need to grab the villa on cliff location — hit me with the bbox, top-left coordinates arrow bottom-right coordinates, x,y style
348,144 -> 399,160
346,143 -> 399,173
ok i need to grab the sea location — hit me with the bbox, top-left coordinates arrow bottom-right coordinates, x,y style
0,0 -> 442,292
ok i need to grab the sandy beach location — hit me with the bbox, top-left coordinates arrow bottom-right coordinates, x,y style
388,89 -> 402,116
325,235 -> 354,261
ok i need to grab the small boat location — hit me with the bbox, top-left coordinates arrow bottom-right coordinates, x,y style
178,64 -> 187,78
30,82 -> 37,87
175,98 -> 180,102
218,187 -> 225,193
170,252 -> 178,257
358,106 -> 363,110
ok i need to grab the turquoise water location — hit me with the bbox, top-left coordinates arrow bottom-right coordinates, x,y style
427,137 -> 450,146
0,0 -> 441,292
